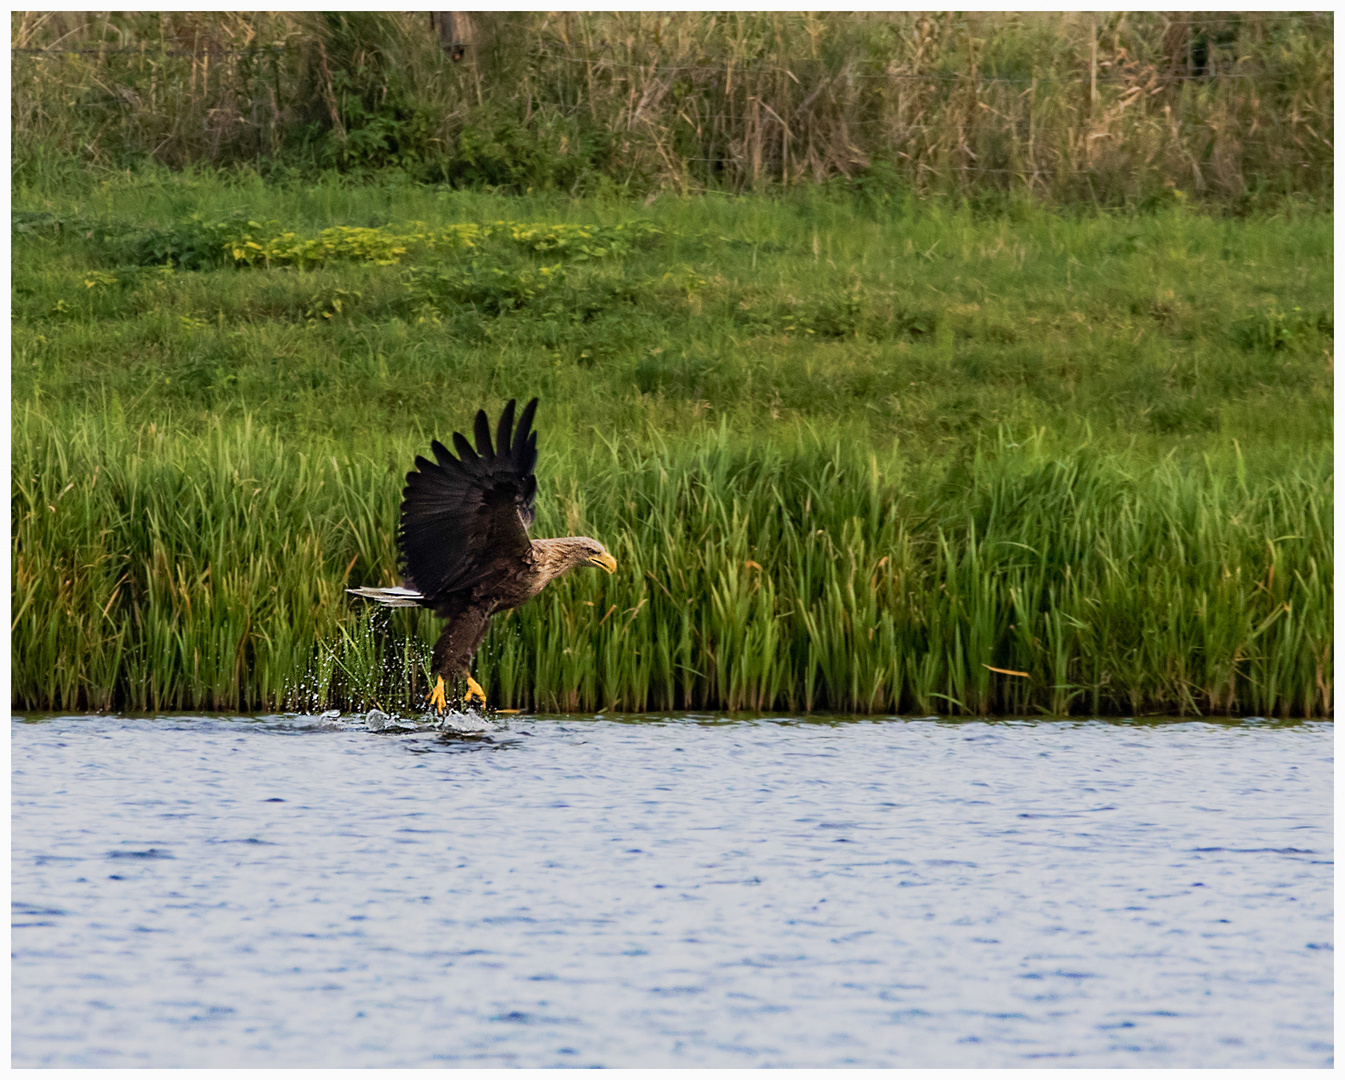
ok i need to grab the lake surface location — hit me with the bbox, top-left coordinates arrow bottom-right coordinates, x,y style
12,713 -> 1333,1068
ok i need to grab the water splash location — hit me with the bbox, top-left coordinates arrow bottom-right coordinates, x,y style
316,707 -> 500,735
280,607 -> 441,715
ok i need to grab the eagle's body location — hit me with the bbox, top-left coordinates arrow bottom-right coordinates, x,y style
348,399 -> 615,710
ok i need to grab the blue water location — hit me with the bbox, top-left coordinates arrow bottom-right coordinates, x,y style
11,714 -> 1333,1067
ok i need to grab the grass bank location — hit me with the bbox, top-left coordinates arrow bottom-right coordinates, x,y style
11,172 -> 1333,716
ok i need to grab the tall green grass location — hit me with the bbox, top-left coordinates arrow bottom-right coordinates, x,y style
10,175 -> 1333,716
12,405 -> 1331,717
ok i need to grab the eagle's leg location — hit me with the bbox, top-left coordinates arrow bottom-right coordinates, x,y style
428,676 -> 448,714
430,606 -> 493,712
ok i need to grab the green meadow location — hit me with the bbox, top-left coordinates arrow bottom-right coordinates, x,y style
11,170 -> 1333,716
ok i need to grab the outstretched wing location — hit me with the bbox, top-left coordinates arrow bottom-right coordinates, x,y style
398,397 -> 539,600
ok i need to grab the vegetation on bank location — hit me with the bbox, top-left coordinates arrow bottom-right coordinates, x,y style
11,170 -> 1332,716
12,11 -> 1333,209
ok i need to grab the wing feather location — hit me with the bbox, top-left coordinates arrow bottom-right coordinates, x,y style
494,398 -> 516,459
429,440 -> 458,471
452,431 -> 479,464
398,398 -> 540,599
473,409 -> 494,456
514,399 -> 538,459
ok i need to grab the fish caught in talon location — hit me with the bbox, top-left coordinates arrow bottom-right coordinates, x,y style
347,398 -> 617,710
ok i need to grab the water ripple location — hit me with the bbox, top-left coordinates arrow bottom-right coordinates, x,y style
11,714 -> 1333,1068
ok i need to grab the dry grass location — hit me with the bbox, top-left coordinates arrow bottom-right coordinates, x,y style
11,11 -> 1333,205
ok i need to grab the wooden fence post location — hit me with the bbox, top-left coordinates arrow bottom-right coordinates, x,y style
429,12 -> 470,61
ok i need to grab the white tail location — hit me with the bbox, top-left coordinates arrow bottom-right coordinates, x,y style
346,585 -> 424,608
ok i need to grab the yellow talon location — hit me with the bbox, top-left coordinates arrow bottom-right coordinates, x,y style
428,675 -> 447,714
464,675 -> 486,710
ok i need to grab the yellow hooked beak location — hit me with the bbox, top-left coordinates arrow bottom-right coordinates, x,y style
589,551 -> 618,574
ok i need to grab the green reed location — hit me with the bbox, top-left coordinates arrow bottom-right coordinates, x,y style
12,404 -> 1331,717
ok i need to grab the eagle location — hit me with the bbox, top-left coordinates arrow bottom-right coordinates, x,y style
348,398 -> 617,712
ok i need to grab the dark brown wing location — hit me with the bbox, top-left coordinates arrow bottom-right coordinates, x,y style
398,398 -> 539,601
